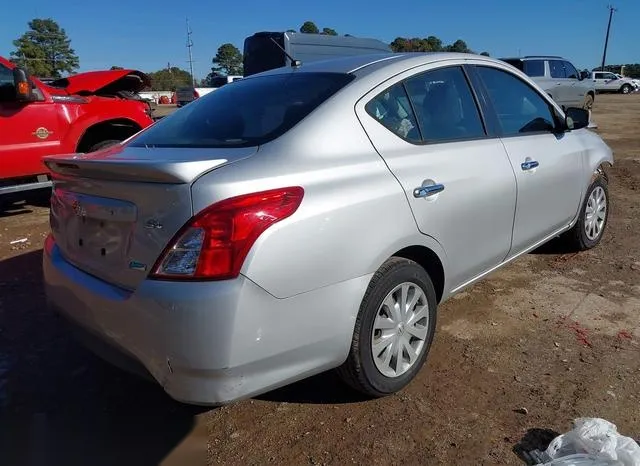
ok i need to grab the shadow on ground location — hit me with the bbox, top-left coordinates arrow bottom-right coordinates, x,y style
0,250 -> 207,466
257,371 -> 368,405
0,189 -> 51,218
531,236 -> 580,255
0,248 -> 371,465
512,428 -> 560,465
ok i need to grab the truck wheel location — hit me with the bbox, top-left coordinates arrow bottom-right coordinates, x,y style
620,84 -> 632,94
87,140 -> 121,152
336,257 -> 437,397
582,94 -> 594,110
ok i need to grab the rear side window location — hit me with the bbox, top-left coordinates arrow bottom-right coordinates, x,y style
130,72 -> 353,148
404,67 -> 485,142
365,66 -> 485,144
365,83 -> 421,143
476,66 -> 557,136
549,60 -> 566,78
523,60 -> 545,77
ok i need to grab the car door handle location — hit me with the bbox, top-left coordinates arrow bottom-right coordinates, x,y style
521,160 -> 539,171
413,184 -> 445,198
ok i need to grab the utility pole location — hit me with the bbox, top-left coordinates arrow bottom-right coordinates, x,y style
186,18 -> 196,86
600,5 -> 617,71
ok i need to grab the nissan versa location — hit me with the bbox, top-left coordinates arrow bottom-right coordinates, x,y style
43,52 -> 613,405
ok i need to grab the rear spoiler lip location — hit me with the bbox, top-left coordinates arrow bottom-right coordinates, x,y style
43,155 -> 229,184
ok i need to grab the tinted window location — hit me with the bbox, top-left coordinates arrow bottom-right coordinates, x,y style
476,66 -> 557,136
523,60 -> 545,77
365,83 -> 420,143
549,60 -> 566,79
563,61 -> 579,79
502,59 -> 524,71
405,67 -> 485,142
0,64 -> 14,102
130,72 -> 353,148
209,76 -> 230,87
243,34 -> 287,77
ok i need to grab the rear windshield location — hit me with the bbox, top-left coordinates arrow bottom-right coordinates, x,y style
129,72 -> 354,148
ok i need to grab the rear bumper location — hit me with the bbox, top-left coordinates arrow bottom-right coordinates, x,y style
43,238 -> 367,405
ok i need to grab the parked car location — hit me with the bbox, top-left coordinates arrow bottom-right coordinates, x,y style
590,71 -> 636,94
0,56 -> 154,201
43,52 -> 614,406
243,31 -> 392,77
499,55 -> 596,110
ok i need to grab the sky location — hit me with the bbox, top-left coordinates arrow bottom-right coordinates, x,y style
1,0 -> 637,81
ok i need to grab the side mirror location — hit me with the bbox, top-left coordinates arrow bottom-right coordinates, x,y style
565,107 -> 589,130
579,70 -> 590,81
13,67 -> 35,102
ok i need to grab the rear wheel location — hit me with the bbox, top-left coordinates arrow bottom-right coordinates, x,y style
564,176 -> 609,251
620,84 -> 632,94
337,257 -> 437,397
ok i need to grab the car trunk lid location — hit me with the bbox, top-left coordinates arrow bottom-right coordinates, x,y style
46,145 -> 257,290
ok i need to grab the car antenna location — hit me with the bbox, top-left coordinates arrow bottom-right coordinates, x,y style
270,37 -> 302,68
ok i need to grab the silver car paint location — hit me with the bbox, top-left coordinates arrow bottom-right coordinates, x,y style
43,53 -> 614,405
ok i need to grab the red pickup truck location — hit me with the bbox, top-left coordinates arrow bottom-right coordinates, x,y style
0,56 -> 155,201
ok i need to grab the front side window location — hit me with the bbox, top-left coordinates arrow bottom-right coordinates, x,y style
549,60 -> 566,79
523,60 -> 545,77
129,72 -> 353,148
564,61 -> 579,79
404,66 -> 485,142
476,66 -> 557,136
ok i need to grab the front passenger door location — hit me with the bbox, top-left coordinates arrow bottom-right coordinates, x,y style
0,63 -> 61,179
561,60 -> 586,108
474,66 -> 584,256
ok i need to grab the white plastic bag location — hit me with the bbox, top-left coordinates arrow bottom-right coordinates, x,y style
542,418 -> 640,466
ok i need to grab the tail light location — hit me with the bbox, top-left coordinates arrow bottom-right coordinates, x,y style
193,89 -> 200,99
150,187 -> 304,281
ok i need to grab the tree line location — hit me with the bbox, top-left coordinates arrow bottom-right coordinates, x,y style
9,18 -> 639,91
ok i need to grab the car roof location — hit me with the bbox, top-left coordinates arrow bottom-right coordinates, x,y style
500,55 -> 566,61
247,52 -> 506,79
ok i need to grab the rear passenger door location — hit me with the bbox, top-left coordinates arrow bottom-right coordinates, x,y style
356,64 -> 518,289
472,65 -> 584,256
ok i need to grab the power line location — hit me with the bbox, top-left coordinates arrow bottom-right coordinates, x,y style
600,5 -> 617,71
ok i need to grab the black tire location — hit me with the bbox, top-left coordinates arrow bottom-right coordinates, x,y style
87,139 -> 120,152
564,176 -> 609,251
336,257 -> 438,397
583,93 -> 594,110
620,84 -> 632,95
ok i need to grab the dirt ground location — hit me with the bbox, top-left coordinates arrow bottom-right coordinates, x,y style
0,94 -> 638,466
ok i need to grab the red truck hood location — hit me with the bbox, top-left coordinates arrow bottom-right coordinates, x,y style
45,69 -> 151,96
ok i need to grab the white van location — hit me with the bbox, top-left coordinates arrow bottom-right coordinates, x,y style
243,31 -> 392,77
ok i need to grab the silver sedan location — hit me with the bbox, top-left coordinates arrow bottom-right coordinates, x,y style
43,52 -> 613,405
